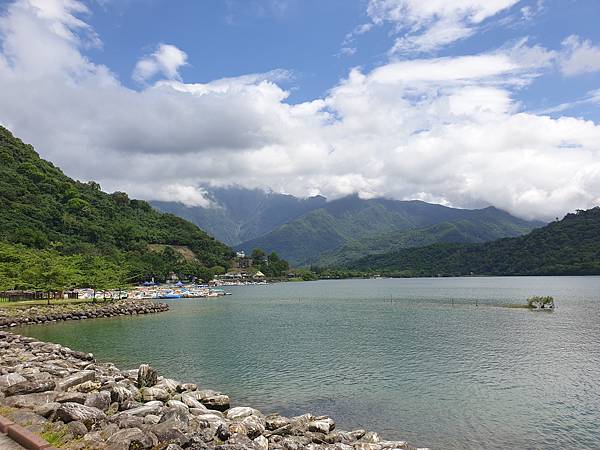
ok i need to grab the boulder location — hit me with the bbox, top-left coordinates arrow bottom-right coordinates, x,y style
73,380 -> 101,393
57,392 -> 87,404
56,402 -> 107,428
181,392 -> 207,410
254,435 -> 269,450
4,391 -> 58,408
308,418 -> 335,434
85,391 -> 111,411
58,370 -> 96,391
240,415 -> 266,439
137,364 -> 158,388
159,405 -> 189,425
0,373 -> 27,387
141,386 -> 169,402
106,427 -> 158,450
34,402 -> 61,418
110,384 -> 134,404
67,420 -> 88,438
200,394 -> 230,411
116,400 -> 163,417
226,406 -> 262,421
151,420 -> 190,447
4,379 -> 56,397
266,414 -> 291,431
176,383 -> 197,393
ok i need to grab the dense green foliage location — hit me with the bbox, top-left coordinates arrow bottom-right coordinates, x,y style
250,248 -> 290,278
349,208 -> 600,276
238,195 -> 543,266
151,187 -> 327,245
0,126 -> 232,290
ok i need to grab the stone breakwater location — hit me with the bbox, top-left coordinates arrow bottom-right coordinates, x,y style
0,300 -> 170,328
0,330 -> 422,450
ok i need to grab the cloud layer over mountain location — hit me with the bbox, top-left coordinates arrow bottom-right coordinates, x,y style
0,0 -> 599,221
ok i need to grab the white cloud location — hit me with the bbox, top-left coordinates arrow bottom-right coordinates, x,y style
559,35 -> 600,76
365,0 -> 520,54
1,0 -> 600,220
133,43 -> 188,83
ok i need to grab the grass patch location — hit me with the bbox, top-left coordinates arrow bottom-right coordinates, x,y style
41,423 -> 70,448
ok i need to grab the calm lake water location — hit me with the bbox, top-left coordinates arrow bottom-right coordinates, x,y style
18,277 -> 600,449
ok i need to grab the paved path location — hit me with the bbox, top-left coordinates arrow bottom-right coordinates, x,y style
0,433 -> 26,449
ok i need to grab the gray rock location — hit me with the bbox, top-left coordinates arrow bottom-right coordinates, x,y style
0,373 -> 27,387
57,391 -> 87,404
4,391 -> 58,408
151,420 -> 190,447
197,392 -> 230,411
116,400 -> 163,417
58,370 -> 96,391
141,386 -> 169,402
143,414 -> 161,424
159,405 -> 189,425
137,364 -> 158,388
4,379 -> 56,396
67,420 -> 88,438
240,415 -> 266,439
308,418 -> 335,434
34,401 -> 60,418
176,382 -> 197,392
181,392 -> 207,410
56,402 -> 107,428
266,414 -> 291,431
254,435 -> 269,450
85,390 -> 111,411
106,427 -> 158,450
360,431 -> 380,444
226,406 -> 262,420
110,384 -> 134,404
354,444 -> 382,450
113,414 -> 144,429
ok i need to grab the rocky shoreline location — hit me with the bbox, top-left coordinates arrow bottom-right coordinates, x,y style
0,301 -> 424,450
0,300 -> 169,328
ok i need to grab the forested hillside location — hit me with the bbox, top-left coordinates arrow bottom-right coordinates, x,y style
349,208 -> 600,276
0,126 -> 232,290
238,195 -> 543,266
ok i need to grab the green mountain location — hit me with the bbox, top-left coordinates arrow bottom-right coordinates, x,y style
0,126 -> 232,290
237,195 -> 543,266
348,208 -> 600,276
151,188 -> 327,246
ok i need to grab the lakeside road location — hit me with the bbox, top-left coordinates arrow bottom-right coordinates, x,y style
0,300 -> 421,450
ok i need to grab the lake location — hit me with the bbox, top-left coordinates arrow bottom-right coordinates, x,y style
17,277 -> 600,449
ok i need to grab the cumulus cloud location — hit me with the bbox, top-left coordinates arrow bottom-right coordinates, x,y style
0,0 -> 600,221
559,35 -> 600,76
133,43 -> 188,83
365,0 -> 520,54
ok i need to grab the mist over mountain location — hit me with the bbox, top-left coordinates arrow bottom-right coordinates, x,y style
151,187 -> 327,246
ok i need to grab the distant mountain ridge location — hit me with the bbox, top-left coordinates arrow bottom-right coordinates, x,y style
348,207 -> 600,276
151,187 -> 327,246
153,188 -> 544,267
236,195 -> 544,266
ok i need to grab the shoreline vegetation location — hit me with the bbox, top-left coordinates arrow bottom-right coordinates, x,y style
0,300 -> 423,450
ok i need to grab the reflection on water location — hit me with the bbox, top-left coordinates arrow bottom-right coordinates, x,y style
19,277 -> 600,449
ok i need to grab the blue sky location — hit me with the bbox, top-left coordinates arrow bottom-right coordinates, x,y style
0,0 -> 599,220
83,0 -> 600,116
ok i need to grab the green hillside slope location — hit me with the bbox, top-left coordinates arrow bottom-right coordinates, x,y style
349,208 -> 600,276
0,126 -> 232,289
238,195 -> 543,266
